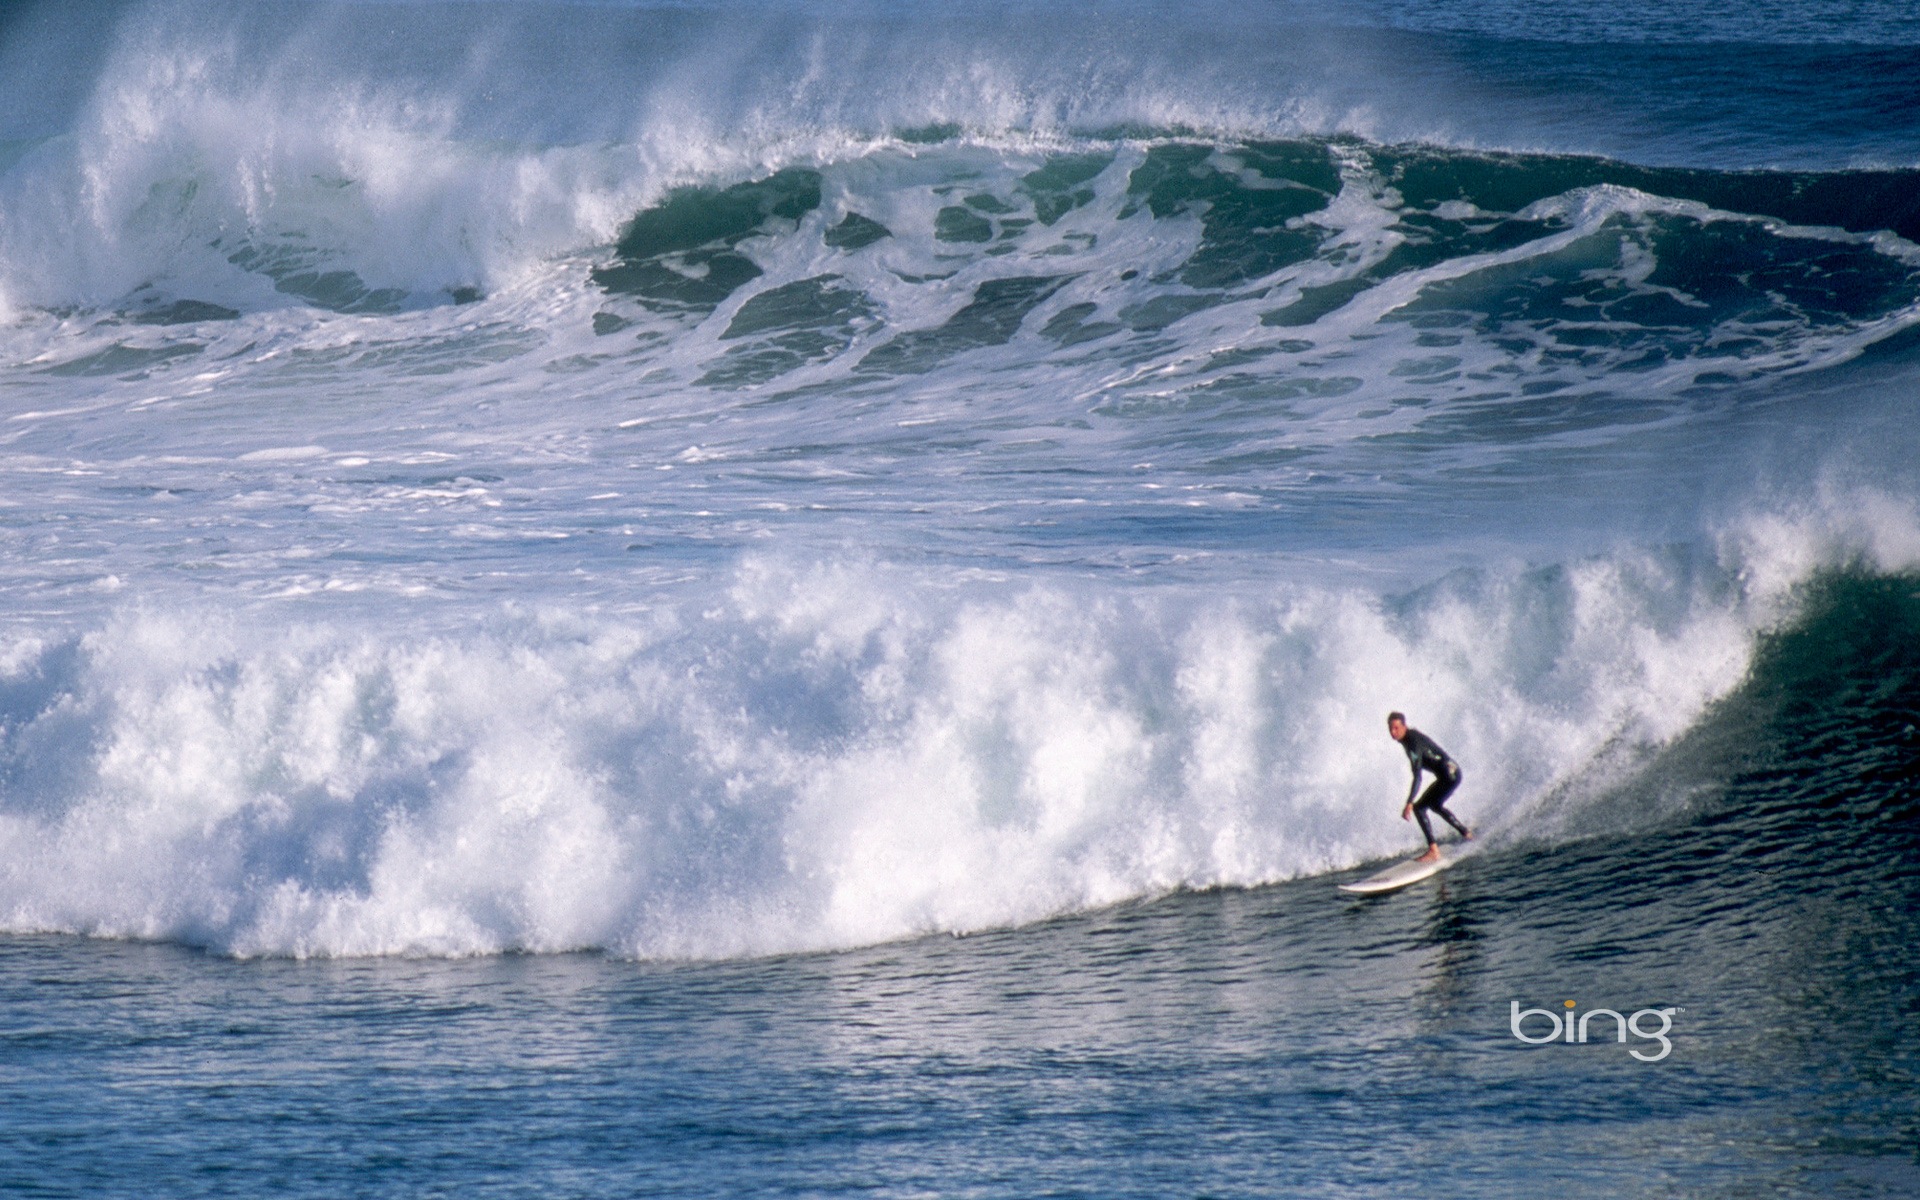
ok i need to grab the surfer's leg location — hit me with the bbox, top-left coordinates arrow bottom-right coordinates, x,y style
1417,772 -> 1469,842
1432,802 -> 1471,839
1412,801 -> 1438,846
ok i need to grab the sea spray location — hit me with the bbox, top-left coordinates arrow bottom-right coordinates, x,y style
4,492 -> 1909,959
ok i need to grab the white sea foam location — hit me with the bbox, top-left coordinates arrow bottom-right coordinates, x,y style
0,54 -> 651,311
0,490 -> 1904,960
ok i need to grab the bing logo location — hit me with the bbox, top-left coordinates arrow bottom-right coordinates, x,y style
1510,999 -> 1678,1062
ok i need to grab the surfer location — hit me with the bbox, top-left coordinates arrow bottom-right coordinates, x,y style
1388,712 -> 1471,863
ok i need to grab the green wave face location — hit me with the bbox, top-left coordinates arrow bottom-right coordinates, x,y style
580,138 -> 1920,409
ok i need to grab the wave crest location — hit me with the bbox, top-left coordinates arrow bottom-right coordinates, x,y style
5,491 -> 1913,959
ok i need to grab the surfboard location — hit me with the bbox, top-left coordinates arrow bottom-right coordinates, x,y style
1338,853 -> 1450,895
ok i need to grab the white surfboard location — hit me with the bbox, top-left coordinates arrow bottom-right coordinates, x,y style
1338,853 -> 1450,895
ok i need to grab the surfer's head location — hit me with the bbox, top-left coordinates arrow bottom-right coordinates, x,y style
1387,712 -> 1407,740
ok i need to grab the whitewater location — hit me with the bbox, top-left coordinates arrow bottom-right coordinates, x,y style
2,0 -> 1919,963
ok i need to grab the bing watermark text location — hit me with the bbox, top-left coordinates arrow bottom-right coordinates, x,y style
1510,1000 -> 1678,1062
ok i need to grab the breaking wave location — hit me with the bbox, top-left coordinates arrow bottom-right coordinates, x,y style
1,496 -> 1914,958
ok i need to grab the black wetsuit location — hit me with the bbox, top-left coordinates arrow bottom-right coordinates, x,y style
1400,727 -> 1468,846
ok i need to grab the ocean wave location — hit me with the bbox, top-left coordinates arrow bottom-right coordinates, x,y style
3,1 -> 1918,965
10,131 -> 1920,425
7,0 -> 1920,328
1,492 -> 1913,959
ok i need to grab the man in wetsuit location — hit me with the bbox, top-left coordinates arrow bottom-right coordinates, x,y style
1388,711 -> 1471,863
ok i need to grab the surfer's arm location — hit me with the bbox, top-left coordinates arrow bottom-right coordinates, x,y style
1401,730 -> 1437,805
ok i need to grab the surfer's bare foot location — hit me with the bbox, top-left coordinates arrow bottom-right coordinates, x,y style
1462,829 -> 1474,841
1416,846 -> 1442,863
